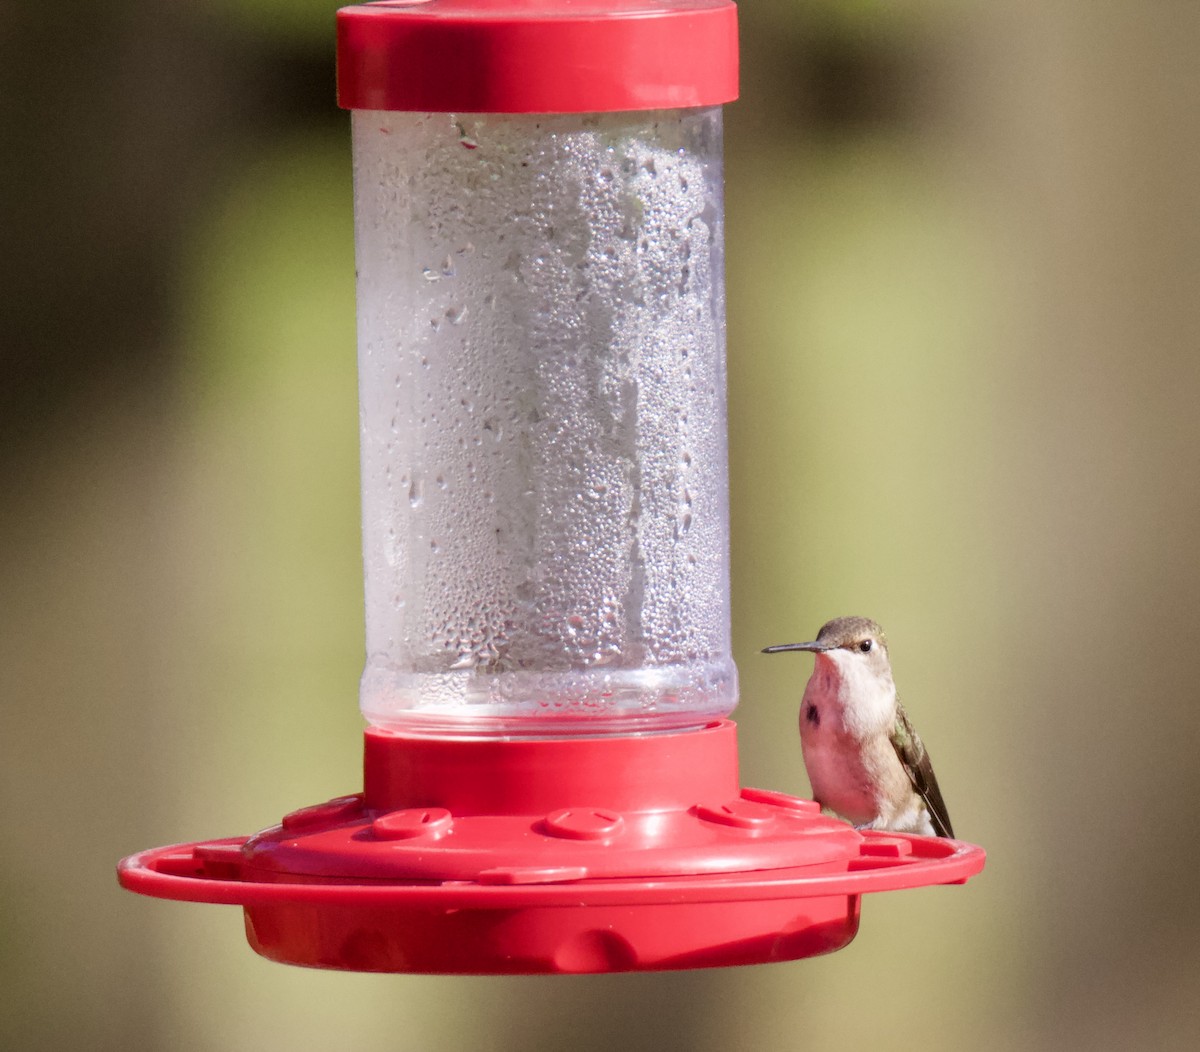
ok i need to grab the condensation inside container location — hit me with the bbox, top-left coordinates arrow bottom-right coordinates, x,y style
353,108 -> 736,735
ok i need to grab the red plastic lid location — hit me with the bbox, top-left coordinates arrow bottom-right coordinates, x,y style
336,0 -> 739,114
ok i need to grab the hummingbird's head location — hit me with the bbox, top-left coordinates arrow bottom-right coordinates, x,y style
761,616 -> 891,675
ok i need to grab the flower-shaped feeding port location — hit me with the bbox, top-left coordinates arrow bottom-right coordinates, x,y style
118,0 -> 985,974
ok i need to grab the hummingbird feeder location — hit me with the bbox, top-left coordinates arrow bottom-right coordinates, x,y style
118,0 -> 985,973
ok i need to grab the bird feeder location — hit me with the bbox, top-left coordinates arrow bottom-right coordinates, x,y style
118,0 -> 985,973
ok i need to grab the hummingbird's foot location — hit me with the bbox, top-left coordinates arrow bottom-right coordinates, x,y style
852,819 -> 890,833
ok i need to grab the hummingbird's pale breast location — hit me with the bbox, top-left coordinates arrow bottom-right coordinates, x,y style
799,650 -> 926,832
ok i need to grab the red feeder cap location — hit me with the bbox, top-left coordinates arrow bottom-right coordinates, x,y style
336,0 -> 739,114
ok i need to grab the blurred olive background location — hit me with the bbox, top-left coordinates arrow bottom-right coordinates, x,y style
4,1 -> 1200,1049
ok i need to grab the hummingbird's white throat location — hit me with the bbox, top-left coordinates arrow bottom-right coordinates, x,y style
812,649 -> 897,738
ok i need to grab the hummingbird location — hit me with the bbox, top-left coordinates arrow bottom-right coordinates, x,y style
762,616 -> 954,838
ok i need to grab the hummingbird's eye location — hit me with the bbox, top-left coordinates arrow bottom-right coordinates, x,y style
859,640 -> 873,653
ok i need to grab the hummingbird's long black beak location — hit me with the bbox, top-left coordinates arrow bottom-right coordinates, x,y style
761,641 -> 828,654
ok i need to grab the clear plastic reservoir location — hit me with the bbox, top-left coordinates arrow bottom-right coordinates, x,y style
353,107 -> 736,735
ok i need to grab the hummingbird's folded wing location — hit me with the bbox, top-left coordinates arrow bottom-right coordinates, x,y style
890,702 -> 955,839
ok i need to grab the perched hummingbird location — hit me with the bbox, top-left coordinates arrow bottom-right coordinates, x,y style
762,616 -> 954,838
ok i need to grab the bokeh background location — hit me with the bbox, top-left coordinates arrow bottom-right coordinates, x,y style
4,1 -> 1200,1049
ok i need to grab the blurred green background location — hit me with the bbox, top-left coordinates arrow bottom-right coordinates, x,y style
4,1 -> 1200,1049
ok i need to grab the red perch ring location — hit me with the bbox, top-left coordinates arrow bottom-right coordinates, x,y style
118,720 -> 985,973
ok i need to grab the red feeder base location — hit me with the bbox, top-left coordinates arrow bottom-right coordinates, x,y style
118,720 -> 984,973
